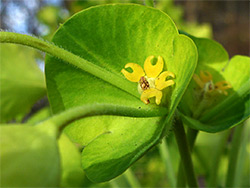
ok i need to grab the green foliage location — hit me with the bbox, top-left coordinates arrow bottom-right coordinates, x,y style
0,2 -> 249,187
179,35 -> 250,132
37,6 -> 69,40
0,44 -> 46,123
156,1 -> 212,38
0,123 -> 60,187
45,4 -> 197,182
58,134 -> 87,187
37,6 -> 63,26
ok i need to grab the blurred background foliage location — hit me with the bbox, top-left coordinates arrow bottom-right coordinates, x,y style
1,0 -> 249,56
0,0 -> 249,187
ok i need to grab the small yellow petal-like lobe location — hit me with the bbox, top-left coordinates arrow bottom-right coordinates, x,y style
200,71 -> 212,83
121,63 -> 145,82
215,81 -> 232,95
140,88 -> 162,105
155,71 -> 175,90
193,74 -> 205,88
144,56 -> 164,78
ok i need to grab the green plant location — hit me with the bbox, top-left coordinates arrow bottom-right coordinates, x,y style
0,2 -> 249,187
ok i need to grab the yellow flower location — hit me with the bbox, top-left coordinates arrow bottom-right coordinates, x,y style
121,56 -> 175,105
193,70 -> 232,95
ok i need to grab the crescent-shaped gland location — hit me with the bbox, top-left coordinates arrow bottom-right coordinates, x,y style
140,88 -> 162,105
193,74 -> 205,88
215,81 -> 232,95
155,71 -> 175,90
144,56 -> 164,78
121,63 -> 145,82
200,70 -> 212,83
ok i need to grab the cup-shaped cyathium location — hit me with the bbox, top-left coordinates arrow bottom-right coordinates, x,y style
178,34 -> 250,133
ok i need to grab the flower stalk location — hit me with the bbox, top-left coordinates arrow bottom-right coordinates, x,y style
226,124 -> 244,187
174,115 -> 198,187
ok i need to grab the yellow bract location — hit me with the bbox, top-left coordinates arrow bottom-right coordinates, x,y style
214,81 -> 232,95
200,71 -> 212,83
193,70 -> 232,95
121,56 -> 175,105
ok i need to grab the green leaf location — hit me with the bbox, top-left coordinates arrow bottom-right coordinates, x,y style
179,36 -> 229,117
179,34 -> 250,132
0,123 -> 60,187
58,134 -> 87,187
45,4 -> 197,182
0,44 -> 46,123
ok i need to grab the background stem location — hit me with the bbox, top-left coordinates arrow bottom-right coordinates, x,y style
124,168 -> 141,188
208,130 -> 230,187
109,179 -> 120,188
225,123 -> 244,187
174,117 -> 198,187
176,128 -> 199,187
234,120 -> 249,187
158,138 -> 176,187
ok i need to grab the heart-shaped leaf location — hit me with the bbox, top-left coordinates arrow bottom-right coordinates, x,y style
45,4 -> 197,182
178,34 -> 250,132
0,123 -> 60,187
0,44 -> 46,123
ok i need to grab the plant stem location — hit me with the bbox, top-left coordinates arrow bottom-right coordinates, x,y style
144,0 -> 154,7
234,120 -> 249,186
40,103 -> 167,136
109,179 -> 120,188
174,117 -> 198,187
158,138 -> 176,187
176,164 -> 185,187
225,124 -> 244,187
124,168 -> 141,188
208,130 -> 230,187
193,147 -> 210,175
176,128 -> 199,187
187,128 -> 199,149
0,31 -> 138,98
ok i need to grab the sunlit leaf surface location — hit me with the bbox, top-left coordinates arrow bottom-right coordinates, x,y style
45,4 -> 197,182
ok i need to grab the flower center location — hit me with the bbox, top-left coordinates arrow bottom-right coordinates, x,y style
204,80 -> 215,92
137,76 -> 156,94
193,70 -> 232,96
139,76 -> 150,90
